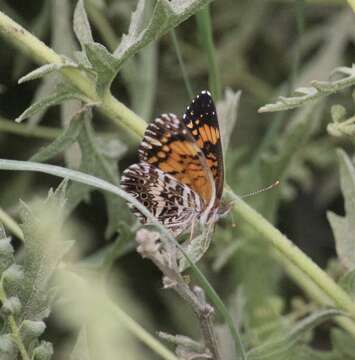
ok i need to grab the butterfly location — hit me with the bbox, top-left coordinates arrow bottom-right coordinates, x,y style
121,90 -> 227,239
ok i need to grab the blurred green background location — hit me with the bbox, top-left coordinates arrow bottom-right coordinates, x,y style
0,0 -> 354,358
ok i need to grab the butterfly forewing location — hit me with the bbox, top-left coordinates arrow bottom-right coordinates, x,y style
138,113 -> 215,205
182,91 -> 224,201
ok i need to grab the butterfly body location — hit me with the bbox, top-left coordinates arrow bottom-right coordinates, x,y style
121,90 -> 225,238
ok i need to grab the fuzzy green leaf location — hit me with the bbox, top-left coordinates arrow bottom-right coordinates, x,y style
30,110 -> 86,162
32,341 -> 53,360
73,0 -> 94,48
259,64 -> 355,113
18,62 -> 78,84
15,84 -> 87,123
327,149 -> 355,269
19,181 -> 74,321
84,42 -> 120,98
113,0 -> 213,68
0,335 -> 17,360
0,229 -> 14,273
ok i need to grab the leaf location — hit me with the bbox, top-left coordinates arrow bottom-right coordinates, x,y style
30,109 -> 86,162
216,88 -> 241,152
113,0 -> 213,69
73,0 -> 94,49
18,62 -> 78,84
84,43 -> 120,98
15,83 -> 87,123
327,149 -> 355,269
19,181 -> 74,321
66,112 -> 128,238
70,328 -> 91,360
248,309 -> 345,360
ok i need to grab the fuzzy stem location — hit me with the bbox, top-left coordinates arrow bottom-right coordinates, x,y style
0,10 -> 147,139
228,190 -> 355,320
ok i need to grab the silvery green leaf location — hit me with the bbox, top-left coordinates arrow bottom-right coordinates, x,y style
1,296 -> 21,316
18,62 -> 78,84
73,0 -> 94,49
19,181 -> 74,321
179,234 -> 208,272
0,234 -> 14,273
32,341 -> 53,360
0,335 -> 17,360
114,0 -> 212,69
30,110 -> 86,162
20,320 -> 46,341
327,149 -> 355,269
216,88 -> 241,152
84,42 -> 120,98
15,84 -> 87,123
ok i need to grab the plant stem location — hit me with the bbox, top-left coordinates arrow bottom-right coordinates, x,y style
196,5 -> 222,100
274,251 -> 355,338
228,190 -> 355,320
0,116 -> 61,139
0,10 -> 147,139
0,207 -> 24,241
170,29 -> 194,100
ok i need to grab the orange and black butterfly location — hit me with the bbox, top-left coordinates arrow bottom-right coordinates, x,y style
121,90 -> 227,237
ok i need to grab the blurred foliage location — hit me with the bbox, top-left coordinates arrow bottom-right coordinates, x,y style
1,0 -> 355,359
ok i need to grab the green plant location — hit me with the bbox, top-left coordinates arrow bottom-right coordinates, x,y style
1,1 -> 355,359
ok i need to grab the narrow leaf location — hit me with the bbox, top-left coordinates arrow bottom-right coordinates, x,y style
15,84 -> 86,123
327,149 -> 355,269
73,0 -> 94,48
30,110 -> 85,162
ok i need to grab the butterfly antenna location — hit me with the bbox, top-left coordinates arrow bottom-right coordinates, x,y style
240,180 -> 280,199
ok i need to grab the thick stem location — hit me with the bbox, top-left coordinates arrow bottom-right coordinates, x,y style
0,10 -> 147,139
229,190 -> 355,320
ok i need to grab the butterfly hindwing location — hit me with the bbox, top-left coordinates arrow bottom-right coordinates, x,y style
121,162 -> 203,236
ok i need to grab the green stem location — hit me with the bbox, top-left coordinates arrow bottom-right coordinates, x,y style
273,251 -> 355,338
228,190 -> 355,320
347,0 -> 355,11
0,116 -> 60,139
0,207 -> 24,241
170,29 -> 194,100
196,5 -> 221,100
0,10 -> 147,139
